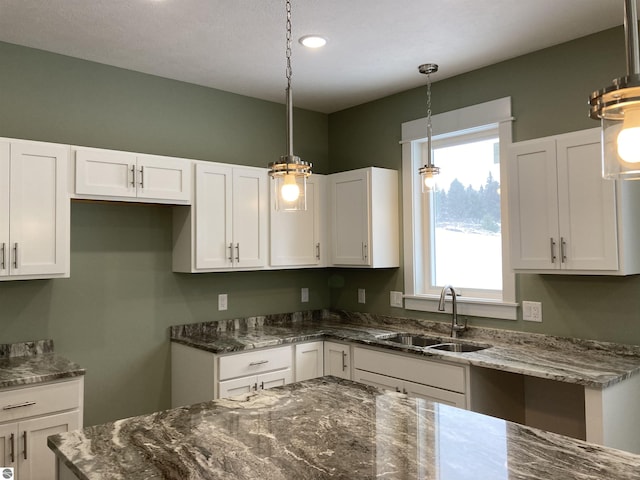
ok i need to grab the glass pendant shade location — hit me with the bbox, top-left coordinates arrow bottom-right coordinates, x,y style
419,164 -> 440,192
595,84 -> 640,179
270,157 -> 309,211
590,0 -> 640,180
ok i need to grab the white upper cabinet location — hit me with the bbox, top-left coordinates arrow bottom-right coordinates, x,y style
0,139 -> 70,280
270,174 -> 326,268
329,167 -> 399,268
73,147 -> 191,204
508,128 -> 640,275
172,161 -> 268,272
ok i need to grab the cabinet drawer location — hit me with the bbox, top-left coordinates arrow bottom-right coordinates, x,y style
0,379 -> 82,423
218,346 -> 292,381
353,347 -> 466,393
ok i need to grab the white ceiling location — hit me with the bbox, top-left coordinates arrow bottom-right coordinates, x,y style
0,0 -> 629,113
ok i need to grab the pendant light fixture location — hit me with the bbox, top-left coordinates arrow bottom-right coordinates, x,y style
418,63 -> 440,191
589,0 -> 640,179
268,0 -> 312,211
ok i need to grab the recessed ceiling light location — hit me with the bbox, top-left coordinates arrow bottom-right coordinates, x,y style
299,35 -> 327,49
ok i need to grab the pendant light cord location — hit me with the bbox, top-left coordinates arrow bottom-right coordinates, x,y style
285,0 -> 294,159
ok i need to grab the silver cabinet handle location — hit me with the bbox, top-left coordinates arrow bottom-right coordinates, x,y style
550,238 -> 556,264
1,242 -> 5,269
249,360 -> 269,366
235,243 -> 240,262
139,166 -> 144,188
260,381 -> 265,390
402,388 -> 408,394
560,237 -> 567,263
9,433 -> 15,463
12,243 -> 18,269
130,165 -> 136,187
362,243 -> 368,261
3,401 -> 36,411
228,243 -> 233,262
23,431 -> 27,460
342,351 -> 347,371
253,382 -> 258,391
395,386 -> 400,393
316,242 -> 320,260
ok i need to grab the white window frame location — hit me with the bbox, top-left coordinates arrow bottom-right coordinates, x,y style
401,97 -> 518,320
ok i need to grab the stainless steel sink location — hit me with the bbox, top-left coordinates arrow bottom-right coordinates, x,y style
427,343 -> 488,353
382,333 -> 443,347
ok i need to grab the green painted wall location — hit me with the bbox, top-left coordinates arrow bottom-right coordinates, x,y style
2,24 -> 640,426
0,42 -> 330,426
328,26 -> 640,346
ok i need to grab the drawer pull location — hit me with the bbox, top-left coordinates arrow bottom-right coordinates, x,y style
342,351 -> 348,371
249,360 -> 269,366
23,431 -> 27,460
9,433 -> 15,463
3,401 -> 36,411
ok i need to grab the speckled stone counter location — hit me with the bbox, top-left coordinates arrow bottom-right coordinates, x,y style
0,339 -> 85,388
49,377 -> 640,480
170,310 -> 640,389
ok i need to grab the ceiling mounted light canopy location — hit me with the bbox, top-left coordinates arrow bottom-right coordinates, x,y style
590,0 -> 640,179
268,0 -> 312,211
418,63 -> 440,192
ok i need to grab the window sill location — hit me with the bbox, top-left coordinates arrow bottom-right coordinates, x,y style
403,294 -> 518,320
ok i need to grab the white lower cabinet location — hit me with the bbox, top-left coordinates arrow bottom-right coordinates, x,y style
0,378 -> 84,480
294,341 -> 324,382
353,347 -> 468,408
219,370 -> 292,398
323,341 -> 352,380
171,343 -> 293,406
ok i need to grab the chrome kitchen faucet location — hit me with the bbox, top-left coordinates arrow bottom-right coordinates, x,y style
438,285 -> 468,338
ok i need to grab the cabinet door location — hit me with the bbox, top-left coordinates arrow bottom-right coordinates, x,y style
232,167 -> 267,269
295,341 -> 324,381
257,369 -> 292,391
9,142 -> 69,276
0,142 -> 9,277
330,169 -> 370,266
194,163 -> 233,269
0,423 -> 18,472
75,148 -> 137,198
353,369 -> 401,393
19,410 -> 81,480
403,379 -> 467,408
323,342 -> 351,380
218,376 -> 257,399
557,131 -> 618,270
136,155 -> 191,202
270,175 -> 323,267
508,139 -> 560,270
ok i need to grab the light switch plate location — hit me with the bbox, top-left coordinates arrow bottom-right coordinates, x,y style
522,300 -> 542,322
390,291 -> 404,308
218,293 -> 228,311
301,287 -> 309,303
358,288 -> 366,304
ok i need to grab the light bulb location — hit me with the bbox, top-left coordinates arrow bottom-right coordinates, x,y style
617,106 -> 640,164
423,173 -> 436,190
281,174 -> 300,202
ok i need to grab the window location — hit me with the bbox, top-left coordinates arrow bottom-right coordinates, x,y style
401,98 -> 517,320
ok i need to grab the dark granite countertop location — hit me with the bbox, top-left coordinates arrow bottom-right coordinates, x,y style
0,340 -> 85,389
170,311 -> 640,389
49,377 -> 640,480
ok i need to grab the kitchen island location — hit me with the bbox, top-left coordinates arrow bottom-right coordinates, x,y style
49,377 -> 640,480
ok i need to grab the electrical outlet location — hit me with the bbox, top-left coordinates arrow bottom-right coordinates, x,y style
301,287 -> 309,303
358,288 -> 366,304
522,301 -> 542,322
390,291 -> 404,308
218,293 -> 228,311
